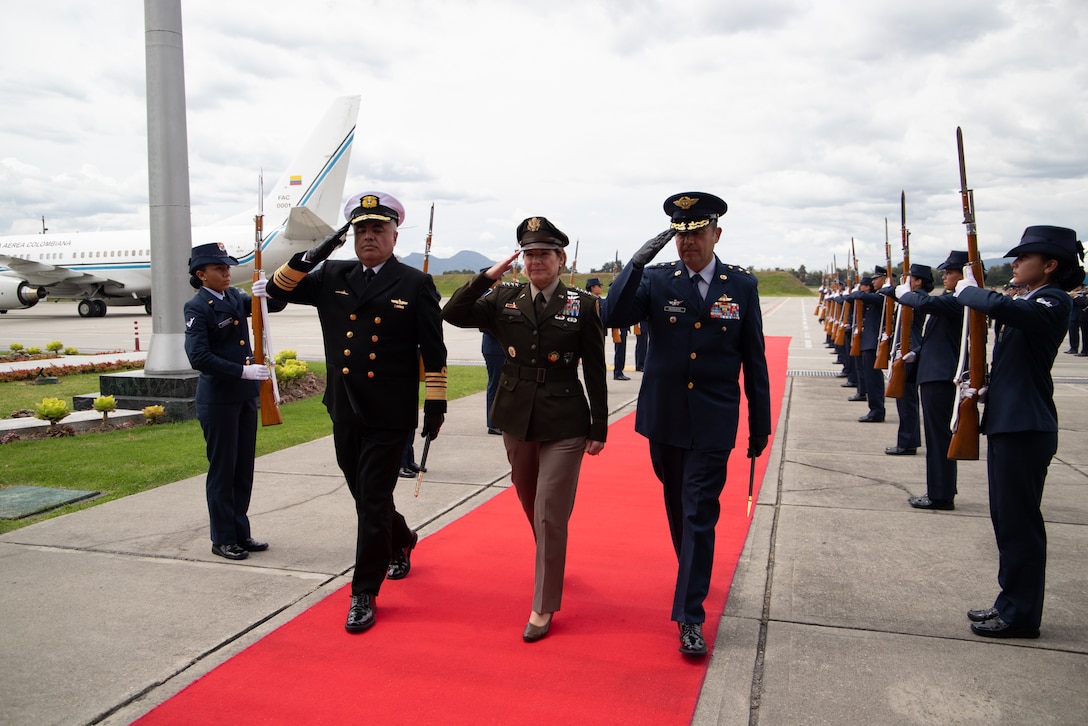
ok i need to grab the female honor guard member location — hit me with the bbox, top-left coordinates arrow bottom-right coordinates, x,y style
954,226 -> 1084,638
442,216 -> 607,643
601,192 -> 771,657
184,243 -> 282,561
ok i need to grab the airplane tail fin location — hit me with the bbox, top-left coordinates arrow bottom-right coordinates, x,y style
263,96 -> 360,228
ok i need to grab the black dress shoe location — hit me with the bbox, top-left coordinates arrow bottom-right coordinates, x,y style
387,530 -> 418,580
970,616 -> 1039,639
487,427 -> 502,435
967,607 -> 999,622
884,446 -> 917,455
840,381 -> 856,388
614,373 -> 631,380
345,593 -> 375,633
211,543 -> 248,561
399,466 -> 417,479
678,623 -> 707,656
908,495 -> 954,510
847,393 -> 866,401
241,537 -> 269,552
523,614 -> 552,642
857,413 -> 884,422
834,371 -> 848,377
1063,348 -> 1078,354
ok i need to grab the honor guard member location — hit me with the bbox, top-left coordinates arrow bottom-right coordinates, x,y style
894,253 -> 966,508
443,216 -> 607,642
601,192 -> 772,657
265,191 -> 447,633
846,269 -> 889,421
955,226 -> 1084,638
880,264 -> 930,455
184,243 -> 283,561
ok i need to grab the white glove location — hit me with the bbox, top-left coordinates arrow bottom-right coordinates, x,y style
882,278 -> 893,289
954,277 -> 979,297
903,351 -> 917,363
895,282 -> 911,299
241,364 -> 271,381
852,285 -> 860,293
251,278 -> 268,298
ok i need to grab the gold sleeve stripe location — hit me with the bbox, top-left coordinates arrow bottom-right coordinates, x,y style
272,264 -> 307,292
424,368 -> 448,401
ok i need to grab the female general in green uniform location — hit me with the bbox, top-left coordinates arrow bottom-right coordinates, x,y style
442,216 -> 607,643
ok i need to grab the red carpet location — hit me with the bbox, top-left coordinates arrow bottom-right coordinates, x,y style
138,337 -> 789,725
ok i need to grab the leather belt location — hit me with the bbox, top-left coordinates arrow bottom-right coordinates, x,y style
503,362 -> 578,383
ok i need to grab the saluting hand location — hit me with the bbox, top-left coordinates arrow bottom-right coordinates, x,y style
304,221 -> 352,265
485,250 -> 521,281
630,228 -> 677,268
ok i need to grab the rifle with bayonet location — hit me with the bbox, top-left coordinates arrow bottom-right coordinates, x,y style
947,128 -> 986,461
875,218 -> 895,369
422,202 -> 434,274
569,238 -> 579,286
885,192 -> 912,399
849,238 -> 863,357
251,175 -> 282,426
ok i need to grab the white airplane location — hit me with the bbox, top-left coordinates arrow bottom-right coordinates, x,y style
0,95 -> 360,317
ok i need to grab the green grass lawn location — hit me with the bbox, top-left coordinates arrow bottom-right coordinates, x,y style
0,362 -> 487,533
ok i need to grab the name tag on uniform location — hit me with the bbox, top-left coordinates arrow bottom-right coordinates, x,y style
502,303 -> 522,317
217,317 -> 235,329
664,298 -> 685,314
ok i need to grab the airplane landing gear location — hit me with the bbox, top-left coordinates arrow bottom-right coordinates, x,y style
78,299 -> 108,318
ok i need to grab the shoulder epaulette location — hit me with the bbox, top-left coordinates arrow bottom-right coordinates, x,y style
647,260 -> 678,269
567,286 -> 591,296
499,281 -> 525,289
724,263 -> 754,277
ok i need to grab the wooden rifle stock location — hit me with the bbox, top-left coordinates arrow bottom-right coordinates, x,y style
875,218 -> 894,369
947,128 -> 984,461
886,192 -> 912,398
252,212 -> 283,427
848,238 -> 862,357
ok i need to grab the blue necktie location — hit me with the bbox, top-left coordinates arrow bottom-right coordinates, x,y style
691,274 -> 704,302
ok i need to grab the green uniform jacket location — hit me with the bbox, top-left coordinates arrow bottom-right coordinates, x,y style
443,273 -> 607,442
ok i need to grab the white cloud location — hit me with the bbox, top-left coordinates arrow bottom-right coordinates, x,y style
1,0 -> 1085,274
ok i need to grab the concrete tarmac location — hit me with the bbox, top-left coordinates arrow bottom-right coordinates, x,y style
1,297 -> 1087,724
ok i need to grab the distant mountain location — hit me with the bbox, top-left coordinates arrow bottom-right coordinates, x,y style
399,250 -> 496,274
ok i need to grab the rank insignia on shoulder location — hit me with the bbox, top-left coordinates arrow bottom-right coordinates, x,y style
649,261 -> 676,269
500,281 -> 523,289
185,316 -> 195,329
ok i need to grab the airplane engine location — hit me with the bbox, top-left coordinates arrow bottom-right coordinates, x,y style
0,277 -> 47,311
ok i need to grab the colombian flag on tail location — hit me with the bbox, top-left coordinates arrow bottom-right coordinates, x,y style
289,175 -> 302,186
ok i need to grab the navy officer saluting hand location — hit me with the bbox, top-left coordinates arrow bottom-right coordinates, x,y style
601,192 -> 772,657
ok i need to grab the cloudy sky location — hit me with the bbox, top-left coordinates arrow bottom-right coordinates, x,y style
2,0 -> 1085,276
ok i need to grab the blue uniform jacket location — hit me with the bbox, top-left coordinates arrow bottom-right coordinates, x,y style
602,257 -> 771,451
184,287 -> 262,405
957,284 -> 1069,435
845,290 -> 885,351
898,290 -> 963,385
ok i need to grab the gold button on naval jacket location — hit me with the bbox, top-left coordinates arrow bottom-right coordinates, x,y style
694,322 -> 701,329
372,335 -> 379,342
346,331 -> 354,339
342,367 -> 350,375
374,317 -> 381,324
367,371 -> 375,378
688,382 -> 694,389
350,314 -> 357,321
369,353 -> 376,360
238,340 -> 245,346
344,349 -> 351,357
669,316 -> 677,323
233,320 -> 239,326
690,352 -> 697,359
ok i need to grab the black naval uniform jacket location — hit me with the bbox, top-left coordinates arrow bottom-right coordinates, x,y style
602,257 -> 771,452
442,274 -> 608,443
267,253 -> 447,429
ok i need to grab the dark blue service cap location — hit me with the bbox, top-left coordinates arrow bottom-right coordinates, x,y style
859,276 -> 874,286
873,265 -> 887,276
909,263 -> 933,282
936,250 -> 969,271
585,277 -> 602,288
663,192 -> 727,231
1005,225 -> 1083,264
188,242 -> 239,274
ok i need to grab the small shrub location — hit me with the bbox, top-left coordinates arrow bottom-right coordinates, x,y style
34,397 -> 70,425
142,405 -> 167,424
274,350 -> 298,365
93,395 -> 117,422
46,341 -> 64,352
63,347 -> 79,355
9,342 -> 24,352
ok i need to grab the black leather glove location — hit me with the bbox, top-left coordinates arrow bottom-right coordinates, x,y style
422,400 -> 445,441
304,221 -> 351,264
630,228 -> 677,269
747,434 -> 768,458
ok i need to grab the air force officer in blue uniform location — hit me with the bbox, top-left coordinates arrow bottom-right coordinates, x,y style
184,243 -> 284,561
602,192 -> 772,656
